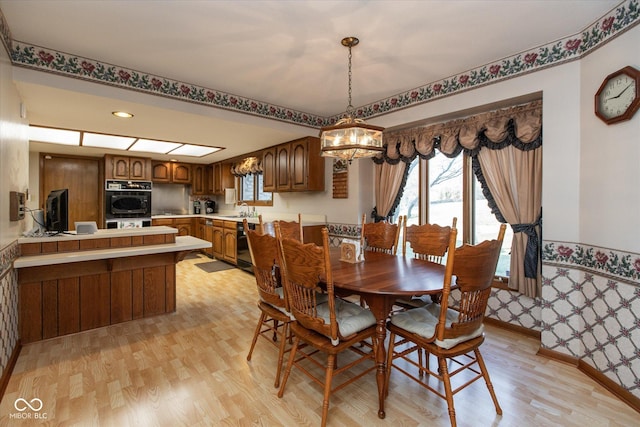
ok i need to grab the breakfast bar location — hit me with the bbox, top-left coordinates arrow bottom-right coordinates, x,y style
13,226 -> 210,343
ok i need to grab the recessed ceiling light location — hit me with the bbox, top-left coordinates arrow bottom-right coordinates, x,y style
82,132 -> 136,149
112,111 -> 134,118
29,126 -> 80,145
169,144 -> 221,157
129,138 -> 182,154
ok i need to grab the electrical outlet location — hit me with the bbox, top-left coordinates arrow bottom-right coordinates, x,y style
10,191 -> 25,221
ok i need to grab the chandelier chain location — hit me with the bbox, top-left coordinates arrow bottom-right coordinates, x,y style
347,44 -> 353,112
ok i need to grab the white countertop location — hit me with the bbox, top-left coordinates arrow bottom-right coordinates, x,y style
18,226 -> 178,244
152,213 -> 326,225
14,235 -> 210,268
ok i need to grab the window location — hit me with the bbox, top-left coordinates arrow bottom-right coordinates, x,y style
238,174 -> 272,205
394,151 -> 511,280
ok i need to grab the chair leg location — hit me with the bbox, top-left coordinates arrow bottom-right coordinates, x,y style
247,311 -> 267,361
384,332 -> 396,398
272,319 -> 279,341
277,336 -> 300,398
438,357 -> 457,427
321,354 -> 336,427
273,322 -> 289,388
475,349 -> 502,415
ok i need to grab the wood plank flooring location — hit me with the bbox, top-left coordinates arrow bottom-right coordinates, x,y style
1,253 -> 638,426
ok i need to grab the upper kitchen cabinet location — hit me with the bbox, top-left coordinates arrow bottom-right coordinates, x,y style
105,155 -> 152,181
191,164 -> 207,195
152,161 -> 192,184
263,136 -> 324,192
212,162 -> 235,195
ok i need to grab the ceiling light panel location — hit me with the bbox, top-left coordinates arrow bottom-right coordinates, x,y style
129,139 -> 182,154
82,132 -> 136,149
169,144 -> 221,157
29,126 -> 80,145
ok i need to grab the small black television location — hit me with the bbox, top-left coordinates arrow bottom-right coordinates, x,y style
45,188 -> 69,233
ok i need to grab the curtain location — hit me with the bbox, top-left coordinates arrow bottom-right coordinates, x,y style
373,161 -> 407,220
477,146 -> 542,298
379,100 -> 542,298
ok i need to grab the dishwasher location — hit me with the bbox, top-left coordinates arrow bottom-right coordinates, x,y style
236,221 -> 255,273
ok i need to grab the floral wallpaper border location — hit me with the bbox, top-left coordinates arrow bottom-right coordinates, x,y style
542,240 -> 640,286
0,1 -> 638,128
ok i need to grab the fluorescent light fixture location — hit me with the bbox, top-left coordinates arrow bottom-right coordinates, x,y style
129,138 -> 182,154
82,132 -> 136,149
169,144 -> 221,157
112,111 -> 134,118
29,126 -> 80,145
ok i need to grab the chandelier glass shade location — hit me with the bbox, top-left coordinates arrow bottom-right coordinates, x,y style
320,37 -> 384,163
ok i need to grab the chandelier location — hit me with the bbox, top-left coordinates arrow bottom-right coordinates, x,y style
320,37 -> 384,163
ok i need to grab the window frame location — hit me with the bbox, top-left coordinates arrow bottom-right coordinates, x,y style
237,174 -> 273,207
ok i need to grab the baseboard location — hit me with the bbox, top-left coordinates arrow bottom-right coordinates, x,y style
579,359 -> 640,414
0,340 -> 21,399
484,316 -> 541,339
537,346 -> 640,414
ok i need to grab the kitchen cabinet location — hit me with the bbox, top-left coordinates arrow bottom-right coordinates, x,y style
192,164 -> 207,195
152,161 -> 192,184
223,221 -> 237,264
206,165 -> 215,194
262,136 -> 324,193
152,217 -> 193,237
212,220 -> 224,259
105,155 -> 152,181
212,162 -> 235,195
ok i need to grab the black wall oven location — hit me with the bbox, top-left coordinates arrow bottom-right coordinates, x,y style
105,180 -> 152,229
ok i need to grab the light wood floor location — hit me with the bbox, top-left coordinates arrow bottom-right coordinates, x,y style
1,253 -> 638,426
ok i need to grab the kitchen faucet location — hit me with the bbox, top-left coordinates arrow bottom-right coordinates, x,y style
240,203 -> 250,217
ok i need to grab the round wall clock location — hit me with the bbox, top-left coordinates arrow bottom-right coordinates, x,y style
594,65 -> 640,125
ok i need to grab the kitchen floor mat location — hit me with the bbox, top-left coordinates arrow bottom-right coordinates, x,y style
194,261 -> 236,273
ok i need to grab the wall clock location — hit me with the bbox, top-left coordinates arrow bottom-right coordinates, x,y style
594,65 -> 640,125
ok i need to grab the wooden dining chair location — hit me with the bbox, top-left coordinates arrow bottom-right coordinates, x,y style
385,224 -> 506,427
360,213 -> 403,255
276,213 -> 303,242
244,219 -> 292,388
396,217 -> 458,309
275,224 -> 378,427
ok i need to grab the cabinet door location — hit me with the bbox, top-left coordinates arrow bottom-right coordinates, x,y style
110,156 -> 131,180
213,163 -> 223,195
206,165 -> 215,195
205,225 -> 215,257
276,144 -> 291,191
129,157 -> 150,181
223,229 -> 237,264
262,148 -> 276,192
192,164 -> 206,195
212,227 -> 224,259
172,163 -> 192,184
290,139 -> 308,190
175,221 -> 191,236
152,162 -> 171,183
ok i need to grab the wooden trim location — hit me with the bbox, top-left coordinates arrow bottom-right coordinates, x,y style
578,360 -> 640,414
538,346 -> 640,414
0,340 -> 21,400
484,316 -> 541,339
536,346 -> 579,366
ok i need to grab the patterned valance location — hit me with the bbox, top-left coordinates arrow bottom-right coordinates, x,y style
230,156 -> 262,177
375,100 -> 542,164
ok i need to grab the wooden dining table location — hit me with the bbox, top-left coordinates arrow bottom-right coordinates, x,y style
329,248 -> 449,419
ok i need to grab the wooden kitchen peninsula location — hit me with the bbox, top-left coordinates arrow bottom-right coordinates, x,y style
14,226 -> 210,343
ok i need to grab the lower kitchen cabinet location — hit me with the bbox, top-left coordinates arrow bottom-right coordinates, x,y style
212,220 -> 224,260
223,221 -> 237,264
152,218 -> 193,237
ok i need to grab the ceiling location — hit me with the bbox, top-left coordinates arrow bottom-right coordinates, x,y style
0,0 -> 621,164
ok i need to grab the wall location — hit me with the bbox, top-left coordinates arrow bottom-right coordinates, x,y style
0,41 -> 28,387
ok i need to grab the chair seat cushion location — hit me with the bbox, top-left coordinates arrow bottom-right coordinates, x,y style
317,298 -> 376,345
390,304 -> 484,349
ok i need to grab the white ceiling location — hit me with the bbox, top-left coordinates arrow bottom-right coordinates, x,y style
0,0 -> 621,163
